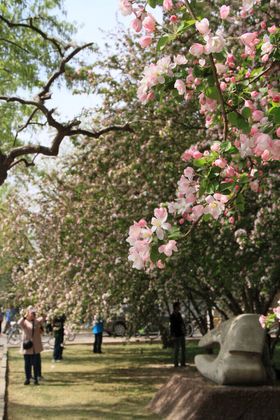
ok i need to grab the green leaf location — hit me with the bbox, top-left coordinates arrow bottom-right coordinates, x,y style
241,107 -> 252,119
220,182 -> 234,193
176,19 -> 196,34
192,157 -> 207,168
156,35 -> 173,51
205,86 -> 219,100
147,0 -> 158,7
168,226 -> 181,240
236,193 -> 245,212
269,107 -> 280,124
228,111 -> 250,134
150,244 -> 160,263
239,174 -> 249,184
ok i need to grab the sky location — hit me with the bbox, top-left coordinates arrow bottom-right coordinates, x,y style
49,0 -> 128,118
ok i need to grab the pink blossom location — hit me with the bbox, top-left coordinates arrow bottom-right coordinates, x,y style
151,207 -> 171,239
214,158 -> 227,169
195,18 -> 210,35
139,35 -> 153,48
252,110 -> 264,122
158,240 -> 178,257
240,31 -> 259,55
174,54 -> 187,65
229,216 -> 235,224
181,145 -> 198,161
177,175 -> 196,196
184,167 -> 195,181
205,35 -> 225,54
261,35 -> 273,55
249,180 -> 260,192
204,195 -> 225,219
157,260 -> 165,269
225,165 -> 235,177
174,79 -> 186,95
259,315 -> 267,328
142,15 -> 156,33
190,205 -> 204,222
163,0 -> 173,11
128,239 -> 151,270
220,5 -> 230,20
251,91 -> 259,99
211,142 -> 221,152
213,193 -> 229,203
254,133 -> 273,157
131,18 -> 142,32
215,63 -> 227,75
262,54 -> 269,63
261,149 -> 270,161
276,127 -> 280,138
226,54 -> 235,68
268,25 -> 277,34
193,150 -> 203,159
189,43 -> 204,57
273,306 -> 280,320
220,82 -> 227,91
170,15 -> 178,23
119,0 -> 133,16
135,219 -> 147,228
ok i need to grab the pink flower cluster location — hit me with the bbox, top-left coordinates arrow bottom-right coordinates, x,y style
137,55 -> 187,103
119,0 -> 158,48
127,208 -> 178,270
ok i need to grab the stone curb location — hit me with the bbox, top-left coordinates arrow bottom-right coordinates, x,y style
0,340 -> 7,420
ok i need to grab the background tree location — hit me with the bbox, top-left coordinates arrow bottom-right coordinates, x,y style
0,0 -> 130,185
3,24 -> 279,336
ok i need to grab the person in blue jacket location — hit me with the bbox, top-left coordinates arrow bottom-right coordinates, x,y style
92,314 -> 103,354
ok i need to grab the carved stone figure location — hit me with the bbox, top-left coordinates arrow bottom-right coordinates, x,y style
195,314 -> 267,385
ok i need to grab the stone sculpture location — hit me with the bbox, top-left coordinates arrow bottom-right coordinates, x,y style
195,314 -> 267,385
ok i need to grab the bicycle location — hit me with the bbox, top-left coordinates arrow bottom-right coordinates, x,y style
42,325 -> 77,348
7,321 -> 22,345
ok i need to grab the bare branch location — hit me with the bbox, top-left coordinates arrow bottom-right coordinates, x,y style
69,122 -> 134,138
209,54 -> 228,141
0,37 -> 30,54
38,43 -> 93,100
9,158 -> 35,169
6,122 -> 132,167
14,108 -> 39,146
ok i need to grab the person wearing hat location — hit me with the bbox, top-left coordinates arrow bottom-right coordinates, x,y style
18,306 -> 45,385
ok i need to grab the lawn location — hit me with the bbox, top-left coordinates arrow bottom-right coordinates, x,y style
7,342 -> 200,420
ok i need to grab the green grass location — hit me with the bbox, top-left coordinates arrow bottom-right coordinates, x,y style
7,342 -> 201,420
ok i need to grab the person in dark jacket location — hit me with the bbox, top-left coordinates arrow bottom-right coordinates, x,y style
170,301 -> 186,367
92,314 -> 103,354
52,313 -> 66,362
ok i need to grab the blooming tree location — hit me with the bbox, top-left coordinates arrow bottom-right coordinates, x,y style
120,0 -> 280,271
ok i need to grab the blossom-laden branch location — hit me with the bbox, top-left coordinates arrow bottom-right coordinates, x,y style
120,0 -> 280,271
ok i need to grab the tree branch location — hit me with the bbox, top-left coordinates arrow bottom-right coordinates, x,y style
38,43 -> 93,100
0,14 -> 65,56
185,0 -> 228,141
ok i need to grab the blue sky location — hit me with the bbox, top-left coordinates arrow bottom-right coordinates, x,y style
63,0 -> 127,45
49,0 -> 128,118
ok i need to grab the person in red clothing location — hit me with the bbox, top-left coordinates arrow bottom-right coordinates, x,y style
170,301 -> 186,367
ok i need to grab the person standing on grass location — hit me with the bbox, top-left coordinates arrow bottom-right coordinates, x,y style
92,314 -> 103,354
0,308 -> 3,335
170,301 -> 186,368
52,313 -> 66,362
18,306 -> 44,385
